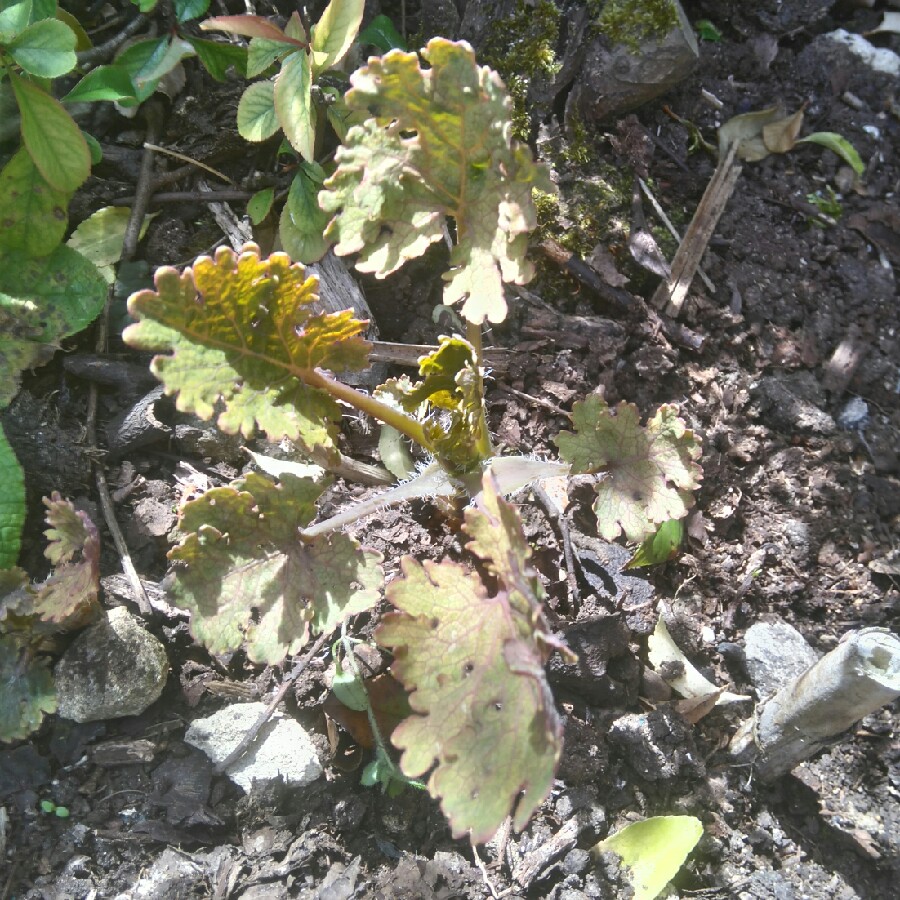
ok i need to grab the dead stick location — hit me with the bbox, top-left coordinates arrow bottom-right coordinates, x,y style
652,142 -> 741,317
214,631 -> 330,774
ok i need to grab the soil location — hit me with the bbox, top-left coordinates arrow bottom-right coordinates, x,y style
2,2 -> 899,898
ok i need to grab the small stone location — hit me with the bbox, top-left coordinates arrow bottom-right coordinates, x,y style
55,607 -> 168,723
754,372 -> 836,435
743,621 -> 820,699
184,703 -> 322,791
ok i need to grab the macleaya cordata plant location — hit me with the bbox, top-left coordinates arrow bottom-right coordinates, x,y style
123,39 -> 702,841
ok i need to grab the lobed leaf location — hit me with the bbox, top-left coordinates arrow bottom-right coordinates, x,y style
0,633 -> 56,743
124,243 -> 371,452
169,472 -> 383,664
554,396 -> 702,543
320,38 -> 551,324
377,473 -> 565,842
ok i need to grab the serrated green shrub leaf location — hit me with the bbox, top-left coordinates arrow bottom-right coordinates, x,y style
0,634 -> 56,742
377,473 -> 565,842
9,18 -> 76,77
187,36 -> 247,81
311,0 -> 364,74
358,14 -> 407,53
320,38 -> 551,324
67,206 -> 152,283
0,148 -> 70,256
0,424 -> 25,569
246,37 -> 290,78
279,167 -> 330,262
237,79 -> 279,141
123,243 -> 371,452
63,65 -> 137,103
0,244 -> 107,407
9,72 -> 90,191
0,0 -> 32,36
554,397 -> 702,543
275,50 -> 316,161
247,186 -> 275,224
175,0 -> 210,23
170,473 -> 383,663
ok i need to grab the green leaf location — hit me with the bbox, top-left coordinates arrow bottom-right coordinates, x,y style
320,38 -> 551,324
0,244 -> 107,407
275,49 -> 316,161
56,8 -> 91,52
123,244 -> 371,451
63,65 -> 137,103
8,18 -> 76,77
237,80 -> 279,142
626,518 -> 684,568
187,36 -> 247,81
358,14 -> 407,53
311,0 -> 364,74
279,165 -> 330,262
0,424 -> 25,568
169,472 -> 383,663
247,186 -> 275,224
332,661 -> 370,711
83,131 -> 102,165
246,36 -> 291,78
376,472 -> 566,842
174,0 -> 209,23
798,131 -> 865,176
0,148 -> 71,257
0,0 -> 32,37
133,34 -> 195,85
8,72 -> 90,191
67,206 -> 153,283
694,19 -> 721,41
595,816 -> 703,900
554,397 -> 702,543
0,634 -> 56,742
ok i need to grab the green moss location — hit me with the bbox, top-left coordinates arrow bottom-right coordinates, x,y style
592,0 -> 679,53
481,0 -> 562,140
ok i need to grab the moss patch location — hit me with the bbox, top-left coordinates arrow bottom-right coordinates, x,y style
592,0 -> 680,52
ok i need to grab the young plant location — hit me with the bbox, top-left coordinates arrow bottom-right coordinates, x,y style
123,40 -> 702,840
201,0 -> 377,263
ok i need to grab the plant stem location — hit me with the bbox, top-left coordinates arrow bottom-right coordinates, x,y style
302,368 -> 434,454
464,319 -> 494,460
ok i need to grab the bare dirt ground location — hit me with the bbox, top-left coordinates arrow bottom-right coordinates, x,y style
2,1 -> 898,898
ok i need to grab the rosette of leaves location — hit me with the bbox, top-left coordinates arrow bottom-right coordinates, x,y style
319,37 -> 552,324
0,495 -> 101,742
202,0 -> 369,262
554,396 -> 702,543
377,472 -> 572,842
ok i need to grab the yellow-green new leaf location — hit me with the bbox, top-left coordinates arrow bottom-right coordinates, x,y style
311,0 -> 364,74
275,50 -> 316,161
237,80 -> 279,142
320,39 -> 551,325
595,816 -> 703,900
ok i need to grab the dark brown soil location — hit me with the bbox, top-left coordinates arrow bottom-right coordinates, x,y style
2,2 -> 898,898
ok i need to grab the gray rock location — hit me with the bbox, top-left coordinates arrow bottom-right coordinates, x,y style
184,702 -> 322,791
566,1 -> 698,124
754,371 -> 836,434
743,621 -> 820,700
55,607 -> 168,723
608,707 -> 704,782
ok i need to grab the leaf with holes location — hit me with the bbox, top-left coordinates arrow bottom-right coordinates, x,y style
168,472 -> 383,664
320,38 -> 551,324
0,244 -> 107,408
376,473 -> 565,842
554,397 -> 702,543
123,243 -> 372,453
0,148 -> 70,258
